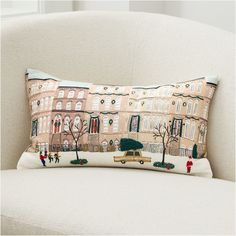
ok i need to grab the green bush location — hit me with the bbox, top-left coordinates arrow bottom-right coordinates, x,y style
153,161 -> 175,169
70,159 -> 88,165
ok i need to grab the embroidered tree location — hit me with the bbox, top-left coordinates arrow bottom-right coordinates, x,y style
63,119 -> 88,165
120,138 -> 143,151
153,122 -> 179,169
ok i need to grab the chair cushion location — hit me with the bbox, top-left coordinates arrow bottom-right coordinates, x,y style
1,168 -> 235,235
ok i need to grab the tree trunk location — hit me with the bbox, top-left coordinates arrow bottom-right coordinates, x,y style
75,142 -> 79,160
162,148 -> 166,165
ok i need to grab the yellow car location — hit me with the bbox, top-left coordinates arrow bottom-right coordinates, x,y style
114,150 -> 151,164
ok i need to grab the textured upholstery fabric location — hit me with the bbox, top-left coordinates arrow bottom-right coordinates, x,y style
1,168 -> 235,235
1,12 -> 235,181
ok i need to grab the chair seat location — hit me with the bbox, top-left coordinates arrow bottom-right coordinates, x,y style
1,168 -> 235,235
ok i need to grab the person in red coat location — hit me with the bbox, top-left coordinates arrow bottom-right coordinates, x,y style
186,156 -> 193,173
39,151 -> 47,167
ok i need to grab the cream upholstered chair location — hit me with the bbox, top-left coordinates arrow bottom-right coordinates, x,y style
1,12 -> 235,235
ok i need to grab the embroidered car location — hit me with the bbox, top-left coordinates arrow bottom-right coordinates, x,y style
113,150 -> 151,164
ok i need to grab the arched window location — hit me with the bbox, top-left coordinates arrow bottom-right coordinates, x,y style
68,90 -> 75,98
63,116 -> 70,131
103,116 -> 109,133
197,82 -> 203,93
193,101 -> 198,115
190,83 -> 195,92
73,116 -> 81,131
187,100 -> 193,115
184,120 -> 190,138
58,90 -> 64,98
53,114 -> 62,133
75,101 -> 82,111
113,115 -> 119,133
77,91 -> 84,99
66,102 -> 72,110
56,101 -> 62,110
176,99 -> 182,113
190,122 -> 196,140
104,96 -> 111,110
92,96 -> 99,110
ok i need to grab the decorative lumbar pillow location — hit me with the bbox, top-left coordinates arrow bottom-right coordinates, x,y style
18,68 -> 219,177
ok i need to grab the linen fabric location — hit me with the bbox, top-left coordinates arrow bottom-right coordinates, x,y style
18,69 -> 217,177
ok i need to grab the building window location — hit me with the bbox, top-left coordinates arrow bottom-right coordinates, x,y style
190,83 -> 195,92
207,87 -> 214,98
68,90 -> 75,98
145,100 -> 153,111
63,140 -> 69,150
129,115 -> 140,132
53,114 -> 62,133
92,96 -> 99,110
56,101 -> 62,110
43,116 -> 47,133
198,123 -> 206,143
64,116 -> 70,131
114,97 -> 121,110
58,90 -> 64,98
142,116 -> 150,131
184,120 -> 190,138
190,122 -> 196,140
75,101 -> 82,111
203,104 -> 209,119
78,90 -> 84,99
187,100 -> 193,115
171,118 -> 183,136
73,116 -> 81,131
197,82 -> 203,93
193,101 -> 198,115
31,119 -> 38,137
104,96 -> 111,110
47,116 -> 50,133
89,117 -> 100,134
66,102 -> 72,110
38,117 -> 43,134
103,116 -> 109,133
113,115 -> 119,133
176,99 -> 182,113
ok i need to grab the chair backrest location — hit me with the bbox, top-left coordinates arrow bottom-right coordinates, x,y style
1,11 -> 235,181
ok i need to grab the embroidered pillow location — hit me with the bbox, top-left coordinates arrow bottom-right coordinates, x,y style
18,69 -> 218,177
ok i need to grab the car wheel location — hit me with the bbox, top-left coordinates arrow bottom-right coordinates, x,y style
121,160 -> 126,164
140,160 -> 144,164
